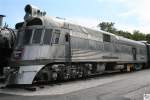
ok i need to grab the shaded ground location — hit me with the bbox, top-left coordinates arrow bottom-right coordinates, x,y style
0,69 -> 150,100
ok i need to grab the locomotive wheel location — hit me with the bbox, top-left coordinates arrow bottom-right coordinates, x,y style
33,72 -> 49,84
82,68 -> 91,78
63,73 -> 69,80
133,64 -> 143,71
33,66 -> 52,84
52,72 -> 58,81
39,73 -> 49,83
120,65 -> 127,72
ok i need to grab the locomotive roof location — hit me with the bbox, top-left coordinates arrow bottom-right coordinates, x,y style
118,36 -> 145,46
27,16 -> 145,46
32,16 -> 116,36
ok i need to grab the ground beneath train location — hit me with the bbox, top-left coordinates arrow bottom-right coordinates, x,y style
0,69 -> 150,100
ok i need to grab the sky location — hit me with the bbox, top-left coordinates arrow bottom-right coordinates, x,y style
0,0 -> 150,33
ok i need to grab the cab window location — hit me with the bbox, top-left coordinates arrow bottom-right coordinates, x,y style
53,30 -> 60,44
65,33 -> 70,42
103,34 -> 111,42
32,29 -> 43,44
43,29 -> 53,44
23,29 -> 33,45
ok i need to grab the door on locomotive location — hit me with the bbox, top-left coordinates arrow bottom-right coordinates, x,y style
65,32 -> 71,63
132,48 -> 137,60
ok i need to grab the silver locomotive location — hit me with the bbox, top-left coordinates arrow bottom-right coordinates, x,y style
6,5 -> 148,85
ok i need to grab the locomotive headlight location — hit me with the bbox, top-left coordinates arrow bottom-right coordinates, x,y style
13,48 -> 24,59
25,4 -> 46,18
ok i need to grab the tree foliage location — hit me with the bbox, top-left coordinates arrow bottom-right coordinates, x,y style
98,22 -> 116,33
98,22 -> 150,43
132,30 -> 146,41
146,34 -> 150,43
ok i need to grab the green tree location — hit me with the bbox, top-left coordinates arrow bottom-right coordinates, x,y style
116,30 -> 133,39
98,22 -> 116,33
132,30 -> 146,41
146,34 -> 150,43
98,22 -> 133,39
98,22 -> 148,42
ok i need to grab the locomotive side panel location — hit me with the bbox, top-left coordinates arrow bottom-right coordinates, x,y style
69,27 -> 120,62
14,28 -> 67,64
118,37 -> 147,64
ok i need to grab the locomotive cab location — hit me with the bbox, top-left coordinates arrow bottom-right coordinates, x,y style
7,5 -> 69,85
9,18 -> 67,85
13,18 -> 64,61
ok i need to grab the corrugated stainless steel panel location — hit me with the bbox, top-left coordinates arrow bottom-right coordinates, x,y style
22,45 -> 65,60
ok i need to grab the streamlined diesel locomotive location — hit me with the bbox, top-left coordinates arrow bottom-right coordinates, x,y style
6,5 -> 150,85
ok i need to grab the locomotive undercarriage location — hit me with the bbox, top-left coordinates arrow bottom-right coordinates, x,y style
32,62 -> 144,85
5,60 -> 145,86
33,63 -> 97,84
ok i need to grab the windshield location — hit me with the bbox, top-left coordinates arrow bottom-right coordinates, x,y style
16,28 -> 54,46
43,29 -> 53,44
24,29 -> 33,44
16,29 -> 33,46
32,29 -> 42,44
